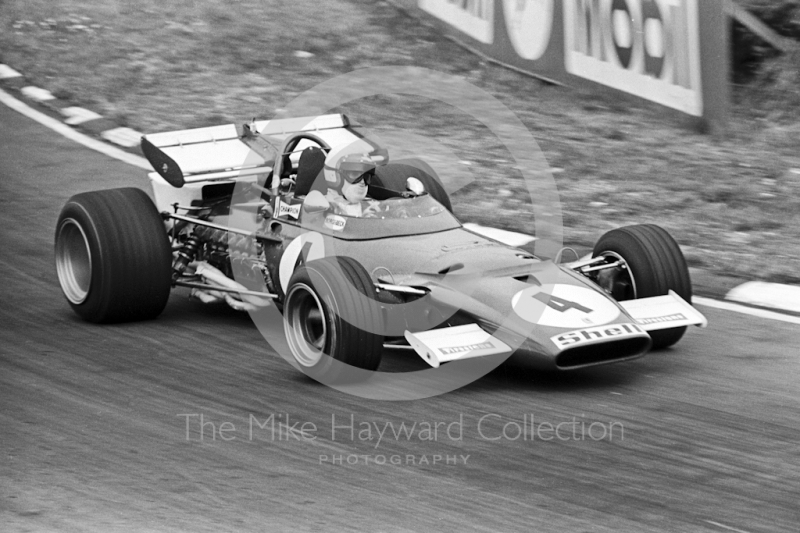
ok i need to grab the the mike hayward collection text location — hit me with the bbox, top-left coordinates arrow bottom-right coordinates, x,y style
178,413 -> 624,445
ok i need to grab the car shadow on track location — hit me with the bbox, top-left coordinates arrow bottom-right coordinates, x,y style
468,354 -> 651,393
155,293 -> 673,394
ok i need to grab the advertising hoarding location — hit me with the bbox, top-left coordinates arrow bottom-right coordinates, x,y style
393,0 -> 728,124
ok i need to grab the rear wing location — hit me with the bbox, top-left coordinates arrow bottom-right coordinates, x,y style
140,114 -> 352,188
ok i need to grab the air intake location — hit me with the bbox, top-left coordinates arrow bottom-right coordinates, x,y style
556,337 -> 651,369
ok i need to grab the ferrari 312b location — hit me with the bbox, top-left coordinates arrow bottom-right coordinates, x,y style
54,114 -> 706,378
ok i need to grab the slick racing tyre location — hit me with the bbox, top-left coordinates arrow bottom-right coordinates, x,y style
373,160 -> 452,212
55,187 -> 172,323
283,256 -> 384,379
592,224 -> 692,349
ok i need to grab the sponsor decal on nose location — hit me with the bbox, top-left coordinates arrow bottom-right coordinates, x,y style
550,323 -> 645,349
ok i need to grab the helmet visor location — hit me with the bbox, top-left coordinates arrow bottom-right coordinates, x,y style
342,169 -> 372,185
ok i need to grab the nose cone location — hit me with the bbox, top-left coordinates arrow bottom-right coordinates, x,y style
420,264 -> 653,370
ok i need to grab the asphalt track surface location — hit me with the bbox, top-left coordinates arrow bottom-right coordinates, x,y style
1,102 -> 799,533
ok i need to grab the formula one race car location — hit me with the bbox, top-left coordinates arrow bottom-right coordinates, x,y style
55,113 -> 706,377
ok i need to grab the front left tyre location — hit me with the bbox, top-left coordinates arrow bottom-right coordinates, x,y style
55,187 -> 172,323
283,256 -> 384,379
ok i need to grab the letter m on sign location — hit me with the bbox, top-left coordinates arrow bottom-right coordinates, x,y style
574,0 -> 605,59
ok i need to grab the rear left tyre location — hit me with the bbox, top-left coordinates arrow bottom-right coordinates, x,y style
55,187 -> 172,323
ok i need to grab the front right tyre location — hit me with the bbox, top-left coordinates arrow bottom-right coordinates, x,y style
592,224 -> 692,349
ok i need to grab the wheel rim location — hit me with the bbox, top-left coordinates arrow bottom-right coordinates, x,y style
55,218 -> 92,304
284,283 -> 328,367
595,250 -> 637,300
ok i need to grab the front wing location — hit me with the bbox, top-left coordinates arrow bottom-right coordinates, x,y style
404,291 -> 706,368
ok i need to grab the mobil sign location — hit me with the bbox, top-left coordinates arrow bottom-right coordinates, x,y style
408,0 -> 727,122
563,0 -> 702,116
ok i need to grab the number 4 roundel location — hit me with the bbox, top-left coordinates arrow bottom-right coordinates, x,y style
511,284 -> 620,328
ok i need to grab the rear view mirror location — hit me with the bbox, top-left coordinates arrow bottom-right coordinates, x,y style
406,177 -> 425,195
